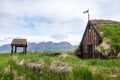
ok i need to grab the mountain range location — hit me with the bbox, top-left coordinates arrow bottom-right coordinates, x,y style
0,41 -> 77,53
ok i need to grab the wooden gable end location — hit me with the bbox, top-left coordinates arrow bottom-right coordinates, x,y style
80,20 -> 102,59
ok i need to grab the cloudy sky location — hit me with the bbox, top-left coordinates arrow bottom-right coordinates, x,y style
0,0 -> 120,46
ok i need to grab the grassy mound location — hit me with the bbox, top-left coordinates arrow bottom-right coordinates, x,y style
99,24 -> 120,57
0,52 -> 120,80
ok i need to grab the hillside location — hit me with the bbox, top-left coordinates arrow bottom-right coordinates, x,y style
0,52 -> 120,80
75,20 -> 120,58
0,41 -> 77,52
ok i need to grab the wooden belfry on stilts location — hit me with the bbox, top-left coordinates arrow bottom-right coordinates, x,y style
11,39 -> 27,55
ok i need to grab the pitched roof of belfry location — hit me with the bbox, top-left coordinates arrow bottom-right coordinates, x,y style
11,39 -> 27,46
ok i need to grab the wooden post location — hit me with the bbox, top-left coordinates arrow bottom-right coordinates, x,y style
11,45 -> 13,55
14,46 -> 17,53
25,43 -> 27,54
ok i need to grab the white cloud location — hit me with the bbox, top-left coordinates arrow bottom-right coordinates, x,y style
0,0 -> 120,46
0,0 -> 100,19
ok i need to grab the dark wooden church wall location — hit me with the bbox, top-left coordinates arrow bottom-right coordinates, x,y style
81,25 -> 100,58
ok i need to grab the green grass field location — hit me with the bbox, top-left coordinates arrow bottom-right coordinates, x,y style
0,54 -> 10,69
0,53 -> 11,80
0,52 -> 120,80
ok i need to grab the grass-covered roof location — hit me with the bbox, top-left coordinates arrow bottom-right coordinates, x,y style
91,20 -> 120,53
